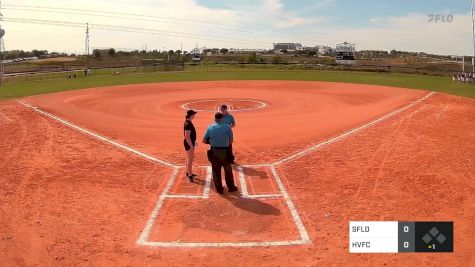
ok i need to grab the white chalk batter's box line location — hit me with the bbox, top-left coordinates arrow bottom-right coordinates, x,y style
16,91 -> 435,248
166,166 -> 283,200
137,165 -> 310,248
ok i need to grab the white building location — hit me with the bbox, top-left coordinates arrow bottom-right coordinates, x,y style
273,43 -> 303,54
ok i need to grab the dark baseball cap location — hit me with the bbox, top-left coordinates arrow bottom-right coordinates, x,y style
215,112 -> 223,120
187,110 -> 197,117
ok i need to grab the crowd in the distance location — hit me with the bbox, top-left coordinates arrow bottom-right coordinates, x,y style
452,72 -> 474,83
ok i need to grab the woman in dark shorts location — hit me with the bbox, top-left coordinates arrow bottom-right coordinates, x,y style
184,110 -> 197,182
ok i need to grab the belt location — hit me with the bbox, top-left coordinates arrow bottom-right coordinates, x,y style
212,146 -> 229,149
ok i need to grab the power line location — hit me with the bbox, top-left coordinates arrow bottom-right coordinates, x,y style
3,4 -> 232,28
3,4 -> 390,50
3,17 -> 271,47
2,5 -> 296,44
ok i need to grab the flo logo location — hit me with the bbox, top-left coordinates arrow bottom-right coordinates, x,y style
428,14 -> 454,23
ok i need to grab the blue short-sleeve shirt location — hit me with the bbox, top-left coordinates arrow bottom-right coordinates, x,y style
203,122 -> 233,148
222,114 -> 235,126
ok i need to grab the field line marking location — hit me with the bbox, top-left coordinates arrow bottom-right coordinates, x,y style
16,100 -> 177,168
245,194 -> 283,199
137,168 -> 179,245
237,166 -> 249,198
17,91 -> 432,248
17,92 -> 434,168
203,166 -> 212,198
181,99 -> 267,112
164,195 -> 207,199
272,92 -> 435,166
270,166 -> 311,244
141,240 -> 307,248
241,164 -> 272,168
1,112 -> 12,123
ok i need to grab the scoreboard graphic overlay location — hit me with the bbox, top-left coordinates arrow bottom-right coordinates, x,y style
349,221 -> 454,253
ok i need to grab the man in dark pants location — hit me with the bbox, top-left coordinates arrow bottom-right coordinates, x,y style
203,113 -> 238,194
219,105 -> 236,163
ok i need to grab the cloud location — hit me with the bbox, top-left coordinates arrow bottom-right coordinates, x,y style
349,12 -> 473,54
2,1 -> 474,55
252,0 -> 326,28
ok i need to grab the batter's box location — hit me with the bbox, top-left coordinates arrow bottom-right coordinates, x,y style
147,198 -> 299,243
235,166 -> 281,197
168,167 -> 212,197
137,166 -> 310,247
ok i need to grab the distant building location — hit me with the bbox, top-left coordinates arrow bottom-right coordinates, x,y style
317,45 -> 334,56
335,42 -> 356,65
229,48 -> 267,54
273,43 -> 303,54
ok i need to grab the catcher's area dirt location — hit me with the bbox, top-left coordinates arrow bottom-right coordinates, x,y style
0,81 -> 474,266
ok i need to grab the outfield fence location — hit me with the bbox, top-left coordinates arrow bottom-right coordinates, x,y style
187,62 -> 464,76
1,63 -> 185,85
1,61 -> 463,85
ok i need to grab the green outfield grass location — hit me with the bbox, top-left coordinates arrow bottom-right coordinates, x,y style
1,70 -> 474,100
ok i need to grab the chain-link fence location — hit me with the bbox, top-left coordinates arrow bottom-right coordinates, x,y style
185,62 -> 465,76
2,61 -> 466,85
1,63 -> 185,85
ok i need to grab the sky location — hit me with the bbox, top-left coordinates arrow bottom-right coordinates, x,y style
2,0 -> 475,55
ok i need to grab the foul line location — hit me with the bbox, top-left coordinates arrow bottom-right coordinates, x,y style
271,92 -> 435,166
1,112 -> 12,123
16,100 -> 177,168
18,91 -> 435,169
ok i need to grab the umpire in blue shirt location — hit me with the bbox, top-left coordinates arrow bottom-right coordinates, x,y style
203,112 -> 238,194
219,104 -> 236,163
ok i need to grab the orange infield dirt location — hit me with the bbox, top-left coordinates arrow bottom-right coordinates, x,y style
0,80 -> 474,266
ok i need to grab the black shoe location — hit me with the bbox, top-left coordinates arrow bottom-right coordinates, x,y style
216,188 -> 224,194
228,186 -> 238,193
186,174 -> 194,183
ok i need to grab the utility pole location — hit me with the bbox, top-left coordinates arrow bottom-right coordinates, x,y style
463,55 -> 466,72
0,0 -> 5,85
471,0 -> 475,73
85,23 -> 90,56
